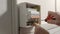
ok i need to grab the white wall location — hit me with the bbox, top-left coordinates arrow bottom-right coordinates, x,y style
0,0 -> 7,16
17,0 -> 55,20
0,0 -> 12,34
56,0 -> 60,12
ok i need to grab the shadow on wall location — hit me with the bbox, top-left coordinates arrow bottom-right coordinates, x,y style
0,0 -> 12,34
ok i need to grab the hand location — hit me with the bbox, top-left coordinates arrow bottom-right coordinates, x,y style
45,11 -> 60,26
33,23 -> 49,34
32,23 -> 40,27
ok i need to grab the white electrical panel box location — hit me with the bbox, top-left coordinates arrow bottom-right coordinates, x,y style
18,2 -> 41,27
